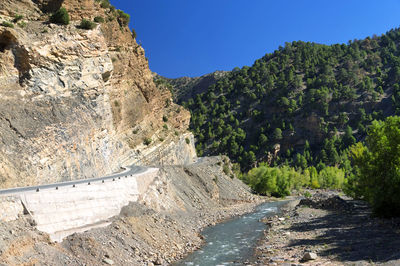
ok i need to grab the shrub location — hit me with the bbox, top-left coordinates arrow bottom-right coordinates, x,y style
143,138 -> 152,146
116,9 -> 130,26
223,164 -> 230,175
185,137 -> 190,144
94,16 -> 104,23
18,22 -> 26,28
162,115 -> 168,122
304,191 -> 312,198
79,19 -> 96,30
244,164 -> 343,198
1,22 -> 14,28
132,28 -> 137,39
13,14 -> 23,23
100,0 -> 110,8
50,8 -> 70,25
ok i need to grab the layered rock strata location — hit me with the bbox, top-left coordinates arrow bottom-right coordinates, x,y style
0,0 -> 194,188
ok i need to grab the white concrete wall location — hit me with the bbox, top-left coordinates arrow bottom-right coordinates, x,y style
8,168 -> 158,242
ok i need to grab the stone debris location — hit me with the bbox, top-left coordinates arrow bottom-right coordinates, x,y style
302,252 -> 317,261
102,258 -> 114,265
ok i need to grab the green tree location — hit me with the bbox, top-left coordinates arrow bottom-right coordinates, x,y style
348,116 -> 400,217
273,128 -> 283,140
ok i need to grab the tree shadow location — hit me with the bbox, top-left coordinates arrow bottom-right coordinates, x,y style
288,201 -> 400,263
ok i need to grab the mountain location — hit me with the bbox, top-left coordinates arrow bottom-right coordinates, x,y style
175,29 -> 400,170
153,71 -> 227,104
0,0 -> 196,188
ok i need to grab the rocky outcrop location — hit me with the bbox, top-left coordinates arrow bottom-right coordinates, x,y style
0,0 -> 194,188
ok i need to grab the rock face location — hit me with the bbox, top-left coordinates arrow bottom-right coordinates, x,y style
0,0 -> 195,188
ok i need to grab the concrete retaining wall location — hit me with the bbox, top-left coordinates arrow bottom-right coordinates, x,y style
1,168 -> 158,242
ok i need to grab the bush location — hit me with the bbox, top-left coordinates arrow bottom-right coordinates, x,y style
116,9 -> 130,26
94,16 -> 104,23
132,28 -> 137,39
1,21 -> 14,28
223,164 -> 230,175
18,22 -> 26,28
100,0 -> 110,8
50,8 -> 70,25
13,14 -> 23,23
162,115 -> 168,122
304,191 -> 312,198
143,138 -> 152,146
79,19 -> 96,30
244,164 -> 344,198
347,116 -> 400,217
185,137 -> 190,144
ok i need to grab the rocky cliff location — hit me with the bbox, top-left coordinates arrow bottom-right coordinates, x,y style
0,0 -> 195,188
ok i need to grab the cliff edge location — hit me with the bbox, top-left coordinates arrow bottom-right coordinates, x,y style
0,0 -> 195,188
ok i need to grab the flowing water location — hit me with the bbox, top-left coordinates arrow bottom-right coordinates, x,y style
175,200 -> 289,266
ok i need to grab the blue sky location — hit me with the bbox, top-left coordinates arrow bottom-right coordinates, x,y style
110,0 -> 400,78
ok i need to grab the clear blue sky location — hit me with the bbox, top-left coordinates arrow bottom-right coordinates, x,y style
110,0 -> 400,78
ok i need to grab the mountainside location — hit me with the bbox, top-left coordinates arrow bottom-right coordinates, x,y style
0,0 -> 195,188
178,29 -> 400,170
154,71 -> 227,104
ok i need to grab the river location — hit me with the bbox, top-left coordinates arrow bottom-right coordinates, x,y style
175,200 -> 289,266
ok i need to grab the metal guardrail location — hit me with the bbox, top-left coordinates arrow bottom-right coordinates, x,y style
0,165 -> 148,196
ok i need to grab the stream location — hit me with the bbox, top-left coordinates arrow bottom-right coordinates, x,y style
175,200 -> 290,266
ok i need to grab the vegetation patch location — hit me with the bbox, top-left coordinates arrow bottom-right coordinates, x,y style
143,138 -> 152,146
78,19 -> 96,30
50,8 -> 70,25
1,21 -> 14,28
100,0 -> 110,9
94,16 -> 104,23
13,14 -> 23,23
243,163 -> 344,197
116,9 -> 130,27
346,116 -> 400,217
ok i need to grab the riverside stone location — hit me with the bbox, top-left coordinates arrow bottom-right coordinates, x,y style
302,252 -> 317,261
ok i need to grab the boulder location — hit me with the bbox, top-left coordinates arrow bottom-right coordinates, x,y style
302,252 -> 317,261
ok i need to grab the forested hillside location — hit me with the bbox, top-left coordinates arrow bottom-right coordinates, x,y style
180,28 -> 400,172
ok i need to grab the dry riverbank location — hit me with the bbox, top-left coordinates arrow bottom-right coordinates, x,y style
253,191 -> 400,265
